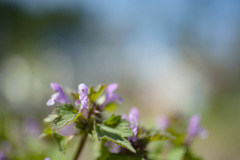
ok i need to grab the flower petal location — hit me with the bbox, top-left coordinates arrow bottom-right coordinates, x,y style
78,83 -> 88,100
51,83 -> 62,92
106,83 -> 118,95
46,98 -> 55,106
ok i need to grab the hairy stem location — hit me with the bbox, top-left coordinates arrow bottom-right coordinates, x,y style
73,103 -> 97,160
73,133 -> 88,160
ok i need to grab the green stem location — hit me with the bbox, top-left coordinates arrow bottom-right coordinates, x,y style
73,103 -> 97,160
73,133 -> 88,160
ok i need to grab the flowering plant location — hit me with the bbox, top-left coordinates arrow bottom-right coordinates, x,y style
41,83 -> 207,160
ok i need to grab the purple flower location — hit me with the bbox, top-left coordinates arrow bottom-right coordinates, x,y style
24,119 -> 40,137
46,83 -> 69,106
1,141 -> 12,153
57,123 -> 79,137
185,114 -> 208,145
0,151 -> 7,160
78,83 -> 88,116
78,83 -> 88,108
122,107 -> 139,142
156,115 -> 169,131
44,157 -> 50,160
101,83 -> 122,109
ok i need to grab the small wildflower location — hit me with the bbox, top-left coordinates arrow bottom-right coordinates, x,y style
46,83 -> 69,106
24,119 -> 40,137
122,107 -> 139,142
78,83 -> 88,109
156,115 -> 169,131
0,151 -> 7,160
185,114 -> 208,145
101,83 -> 122,108
78,83 -> 89,117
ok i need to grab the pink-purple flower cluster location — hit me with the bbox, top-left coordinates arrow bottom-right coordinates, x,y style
46,83 -> 88,136
46,83 -> 89,114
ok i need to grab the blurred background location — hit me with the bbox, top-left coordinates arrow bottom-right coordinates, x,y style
0,0 -> 240,159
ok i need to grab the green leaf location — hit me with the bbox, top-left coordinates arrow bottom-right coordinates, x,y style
183,148 -> 202,160
53,133 -> 73,152
39,127 -> 53,138
71,92 -> 79,100
104,102 -> 118,112
167,127 -> 185,146
97,140 -> 142,160
103,115 -> 134,138
138,128 -> 175,145
97,140 -> 111,160
43,114 -> 58,123
89,84 -> 107,102
115,119 -> 134,138
103,114 -> 121,128
52,104 -> 78,130
148,133 -> 175,141
167,147 -> 186,160
94,123 -> 136,153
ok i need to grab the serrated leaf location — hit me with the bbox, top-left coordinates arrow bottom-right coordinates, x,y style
115,119 -> 134,138
53,133 -> 73,152
94,123 -> 136,153
52,104 -> 78,130
103,115 -> 134,138
89,84 -> 107,102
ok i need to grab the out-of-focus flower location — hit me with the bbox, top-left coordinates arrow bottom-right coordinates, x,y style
44,157 -> 50,160
46,83 -> 69,106
0,151 -> 7,160
122,107 -> 139,142
1,141 -> 12,153
105,141 -> 120,153
24,119 -> 40,137
185,114 -> 208,145
57,123 -> 79,137
156,115 -> 169,131
101,83 -> 122,108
